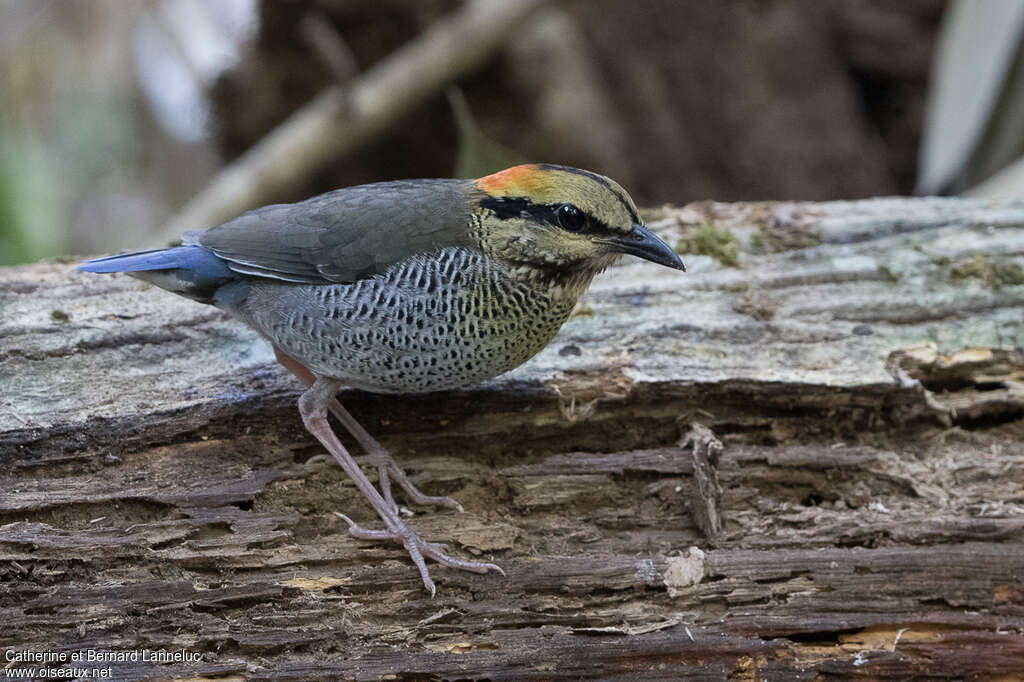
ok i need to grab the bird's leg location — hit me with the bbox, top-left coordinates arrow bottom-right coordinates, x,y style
298,377 -> 503,595
326,399 -> 464,513
273,346 -> 462,512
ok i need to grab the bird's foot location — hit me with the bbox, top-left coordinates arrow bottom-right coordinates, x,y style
298,377 -> 497,594
333,511 -> 504,597
355,450 -> 464,514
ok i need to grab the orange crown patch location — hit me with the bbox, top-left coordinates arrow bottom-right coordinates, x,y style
475,165 -> 547,196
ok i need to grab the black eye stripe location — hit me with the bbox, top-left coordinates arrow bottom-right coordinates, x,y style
480,196 -> 551,222
479,196 -> 617,235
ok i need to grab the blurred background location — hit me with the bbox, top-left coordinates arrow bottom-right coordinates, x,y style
1,0 -> 1022,265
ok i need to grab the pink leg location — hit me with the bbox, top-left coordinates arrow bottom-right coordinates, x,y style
273,346 -> 462,512
327,398 -> 464,512
298,378 -> 503,595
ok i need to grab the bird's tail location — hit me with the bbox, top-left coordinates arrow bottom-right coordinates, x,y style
77,245 -> 240,306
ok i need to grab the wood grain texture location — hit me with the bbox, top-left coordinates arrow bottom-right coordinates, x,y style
2,197 -> 1024,679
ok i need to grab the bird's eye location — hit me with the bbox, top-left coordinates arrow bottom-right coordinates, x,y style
557,204 -> 587,232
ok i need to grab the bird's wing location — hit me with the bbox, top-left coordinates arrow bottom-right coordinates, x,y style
191,179 -> 478,284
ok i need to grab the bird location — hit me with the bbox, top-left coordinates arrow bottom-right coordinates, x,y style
77,164 -> 685,594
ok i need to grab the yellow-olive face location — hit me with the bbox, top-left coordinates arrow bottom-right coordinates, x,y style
474,164 -> 684,272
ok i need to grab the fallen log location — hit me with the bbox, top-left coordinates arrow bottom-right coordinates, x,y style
2,197 -> 1023,679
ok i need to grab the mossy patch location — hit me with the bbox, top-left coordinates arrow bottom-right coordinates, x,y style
949,254 -> 1024,289
751,225 -> 822,253
995,262 -> 1024,286
675,224 -> 739,267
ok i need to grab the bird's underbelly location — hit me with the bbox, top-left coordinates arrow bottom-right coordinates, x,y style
239,262 -> 578,393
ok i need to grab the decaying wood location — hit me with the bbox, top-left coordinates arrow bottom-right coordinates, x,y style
2,197 -> 1024,679
679,423 -> 723,540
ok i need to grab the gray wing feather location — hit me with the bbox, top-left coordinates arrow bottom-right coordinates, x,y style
194,179 -> 478,284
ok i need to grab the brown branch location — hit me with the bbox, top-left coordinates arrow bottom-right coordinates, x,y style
151,0 -> 548,246
300,11 -> 359,85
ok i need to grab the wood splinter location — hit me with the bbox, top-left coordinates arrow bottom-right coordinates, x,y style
680,422 -> 723,540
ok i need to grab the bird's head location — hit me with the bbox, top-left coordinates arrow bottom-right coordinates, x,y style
471,164 -> 684,287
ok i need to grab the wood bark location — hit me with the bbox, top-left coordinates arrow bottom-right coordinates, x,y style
2,198 -> 1024,679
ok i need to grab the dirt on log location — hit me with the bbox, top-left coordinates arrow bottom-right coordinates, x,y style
2,197 -> 1024,679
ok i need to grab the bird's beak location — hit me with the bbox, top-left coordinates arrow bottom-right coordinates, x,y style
597,224 -> 686,271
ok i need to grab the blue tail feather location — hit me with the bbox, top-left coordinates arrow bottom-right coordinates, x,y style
77,246 -> 232,278
77,246 -> 240,306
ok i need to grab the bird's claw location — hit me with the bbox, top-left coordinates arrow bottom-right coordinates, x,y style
355,453 -> 465,513
332,510 -> 503,594
332,511 -> 394,539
